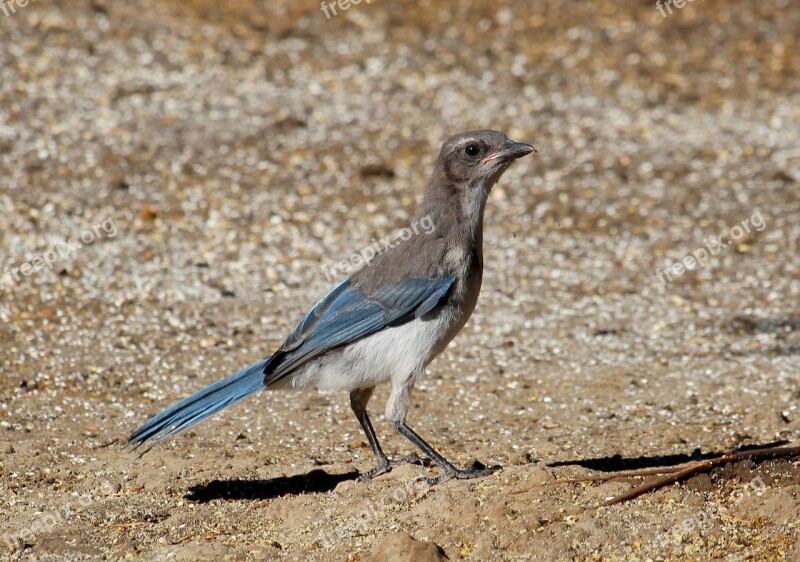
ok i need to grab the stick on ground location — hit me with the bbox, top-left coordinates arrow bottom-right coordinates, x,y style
602,446 -> 800,505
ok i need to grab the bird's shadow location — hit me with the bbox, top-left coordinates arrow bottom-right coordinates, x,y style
185,468 -> 360,503
548,440 -> 790,472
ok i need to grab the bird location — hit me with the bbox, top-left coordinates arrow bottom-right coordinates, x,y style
127,130 -> 537,484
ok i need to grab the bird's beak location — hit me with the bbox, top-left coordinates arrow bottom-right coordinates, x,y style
482,140 -> 537,165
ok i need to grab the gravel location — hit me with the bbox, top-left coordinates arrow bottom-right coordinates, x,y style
1,0 -> 799,560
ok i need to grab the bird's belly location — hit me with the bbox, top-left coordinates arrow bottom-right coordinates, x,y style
285,309 -> 458,392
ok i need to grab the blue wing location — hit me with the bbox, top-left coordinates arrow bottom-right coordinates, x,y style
263,273 -> 456,385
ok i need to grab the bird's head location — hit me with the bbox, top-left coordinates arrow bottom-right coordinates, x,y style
426,130 -> 536,226
436,130 -> 536,188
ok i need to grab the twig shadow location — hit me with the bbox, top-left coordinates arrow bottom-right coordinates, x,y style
547,440 -> 790,472
185,468 -> 360,503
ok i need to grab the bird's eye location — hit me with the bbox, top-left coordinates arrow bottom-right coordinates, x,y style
464,143 -> 481,158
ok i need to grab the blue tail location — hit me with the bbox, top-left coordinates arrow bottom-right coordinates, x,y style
127,359 -> 267,447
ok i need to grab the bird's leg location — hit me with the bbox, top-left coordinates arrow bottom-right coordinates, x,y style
392,420 -> 500,486
349,387 -> 426,482
385,375 -> 499,485
350,387 -> 390,480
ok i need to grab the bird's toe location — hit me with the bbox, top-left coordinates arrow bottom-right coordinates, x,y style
358,459 -> 392,482
389,453 -> 432,468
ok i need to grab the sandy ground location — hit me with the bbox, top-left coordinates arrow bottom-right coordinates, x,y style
1,0 -> 800,560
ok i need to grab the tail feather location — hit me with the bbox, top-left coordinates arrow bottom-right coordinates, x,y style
127,359 -> 267,447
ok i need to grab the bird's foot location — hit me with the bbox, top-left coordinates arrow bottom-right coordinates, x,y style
418,461 -> 501,487
358,454 -> 431,482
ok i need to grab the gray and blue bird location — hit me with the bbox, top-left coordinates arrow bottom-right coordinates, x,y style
128,130 -> 536,484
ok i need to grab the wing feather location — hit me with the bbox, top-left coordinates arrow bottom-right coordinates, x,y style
263,273 -> 456,385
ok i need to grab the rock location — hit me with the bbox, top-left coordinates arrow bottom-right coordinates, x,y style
362,532 -> 447,562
